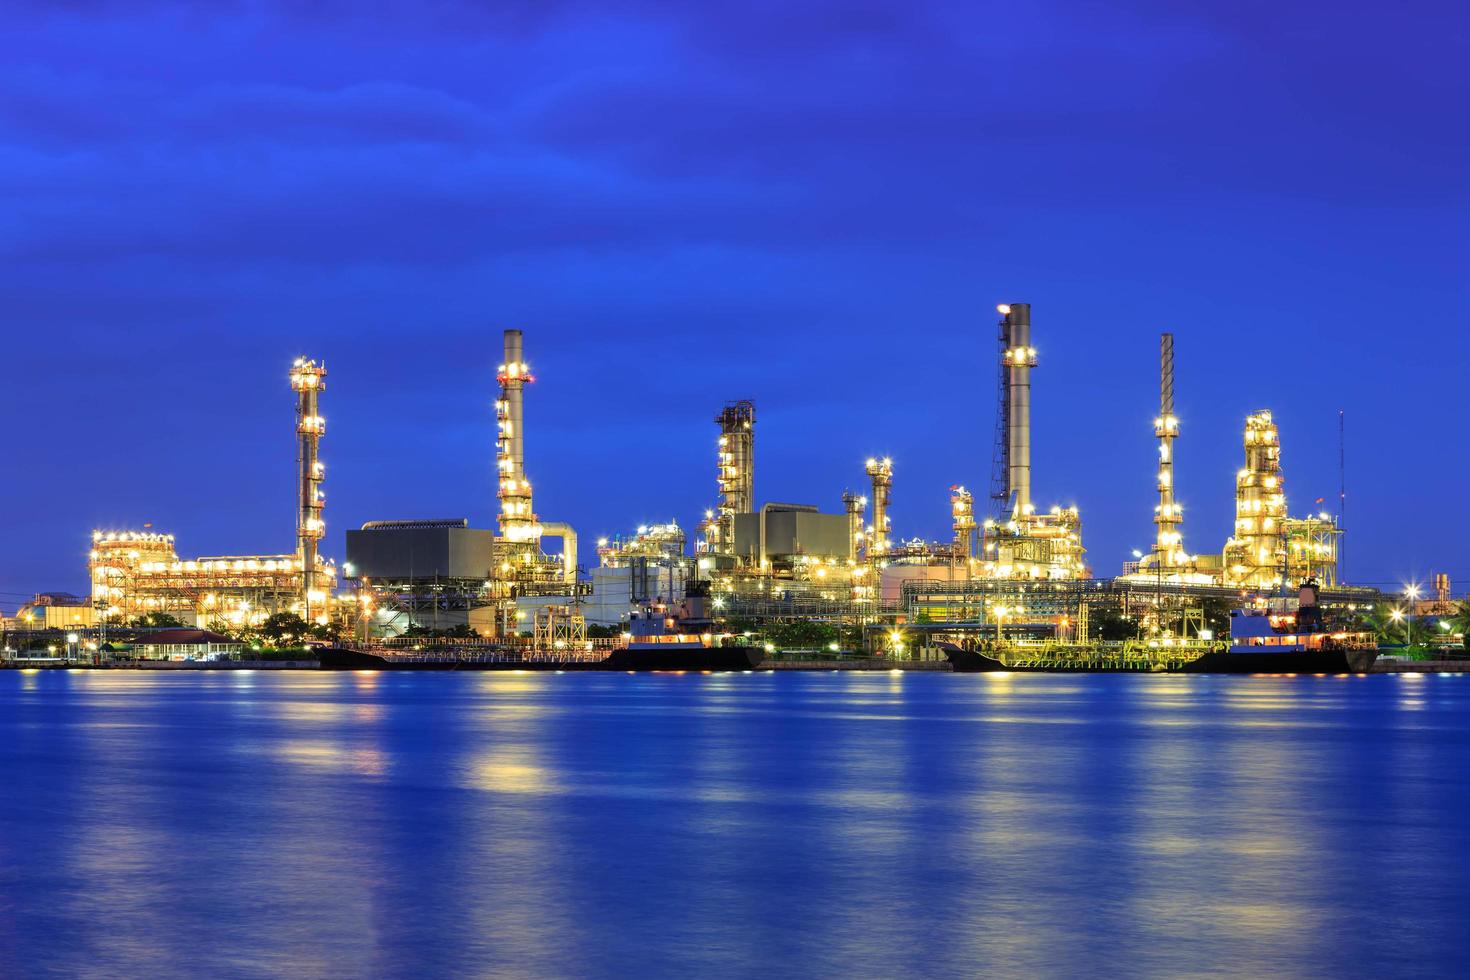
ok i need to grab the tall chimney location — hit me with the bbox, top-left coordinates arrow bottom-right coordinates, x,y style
999,303 -> 1035,516
496,329 -> 538,542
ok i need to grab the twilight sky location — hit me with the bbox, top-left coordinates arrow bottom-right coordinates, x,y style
2,0 -> 1467,604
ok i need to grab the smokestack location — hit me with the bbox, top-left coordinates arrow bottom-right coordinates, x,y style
290,358 -> 327,620
1000,303 -> 1035,515
496,329 -> 538,542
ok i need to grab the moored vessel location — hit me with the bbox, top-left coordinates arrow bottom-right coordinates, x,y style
944,580 -> 1375,674
320,581 -> 762,672
602,580 -> 763,670
1180,579 -> 1376,673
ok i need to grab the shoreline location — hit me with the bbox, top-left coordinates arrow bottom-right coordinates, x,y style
4,658 -> 1469,674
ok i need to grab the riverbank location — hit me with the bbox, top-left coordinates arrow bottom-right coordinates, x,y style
5,656 -> 1467,673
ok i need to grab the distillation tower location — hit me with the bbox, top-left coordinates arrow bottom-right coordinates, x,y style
979,303 -> 1085,579
951,486 -> 976,564
90,358 -> 337,628
291,358 -> 328,619
1223,411 -> 1287,588
1219,409 -> 1342,589
710,401 -> 755,557
842,490 -> 867,561
864,457 -> 893,560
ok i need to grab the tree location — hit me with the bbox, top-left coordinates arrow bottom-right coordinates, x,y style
257,613 -> 312,647
1360,606 -> 1409,645
1448,601 -> 1470,649
1200,598 -> 1233,638
129,612 -> 184,628
1091,608 -> 1139,642
763,620 -> 839,650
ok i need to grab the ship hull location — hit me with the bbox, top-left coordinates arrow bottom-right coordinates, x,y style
317,648 -> 600,671
319,646 -> 766,672
941,644 -> 1377,674
1178,647 -> 1378,674
600,646 -> 765,671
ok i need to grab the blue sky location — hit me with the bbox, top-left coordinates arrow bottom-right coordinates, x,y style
2,0 -> 1466,603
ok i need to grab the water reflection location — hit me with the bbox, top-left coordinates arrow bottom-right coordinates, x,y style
2,672 -> 1470,977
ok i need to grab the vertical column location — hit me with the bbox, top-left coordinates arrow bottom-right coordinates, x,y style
865,457 -> 892,558
1000,303 -> 1035,516
291,358 -> 327,620
1153,333 -> 1183,566
843,490 -> 867,562
714,400 -> 755,554
951,486 -> 975,562
497,329 -> 538,543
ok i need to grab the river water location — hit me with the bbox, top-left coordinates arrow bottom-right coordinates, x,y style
1,670 -> 1467,978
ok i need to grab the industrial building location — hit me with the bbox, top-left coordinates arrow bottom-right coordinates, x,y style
5,593 -> 95,631
585,523 -> 693,627
1119,334 -> 1342,593
87,358 -> 338,629
976,303 -> 1087,581
344,519 -> 497,633
56,300 -> 1367,653
345,329 -> 585,639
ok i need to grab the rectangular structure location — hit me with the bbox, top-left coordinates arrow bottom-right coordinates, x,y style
345,522 -> 495,581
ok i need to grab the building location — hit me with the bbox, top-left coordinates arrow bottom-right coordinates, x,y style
978,304 -> 1088,580
732,503 -> 850,570
86,357 -> 339,629
345,519 -> 497,634
125,628 -> 244,661
89,530 -> 336,628
584,523 -> 692,627
8,593 -> 96,631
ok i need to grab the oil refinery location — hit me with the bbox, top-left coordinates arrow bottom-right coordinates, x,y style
2,302 -> 1389,661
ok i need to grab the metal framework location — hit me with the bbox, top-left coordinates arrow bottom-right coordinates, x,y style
712,400 -> 755,555
1152,333 -> 1188,569
950,485 -> 976,563
842,491 -> 867,562
864,457 -> 893,559
1223,411 -> 1287,587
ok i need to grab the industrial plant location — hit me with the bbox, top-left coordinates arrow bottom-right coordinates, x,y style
81,358 -> 337,632
3,301 -> 1392,662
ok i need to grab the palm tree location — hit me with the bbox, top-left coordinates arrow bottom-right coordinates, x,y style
1360,605 -> 1409,646
1447,601 -> 1470,646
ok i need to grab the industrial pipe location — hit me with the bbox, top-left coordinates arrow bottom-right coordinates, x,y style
540,522 -> 578,584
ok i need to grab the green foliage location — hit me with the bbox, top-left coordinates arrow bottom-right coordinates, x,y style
401,623 -> 477,639
128,612 -> 184,628
586,624 -> 624,639
1359,605 -> 1412,645
762,620 -> 840,650
1200,598 -> 1233,638
1091,608 -> 1139,642
234,613 -> 343,647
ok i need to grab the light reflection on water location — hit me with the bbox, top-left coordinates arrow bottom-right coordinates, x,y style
1,671 -> 1468,977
